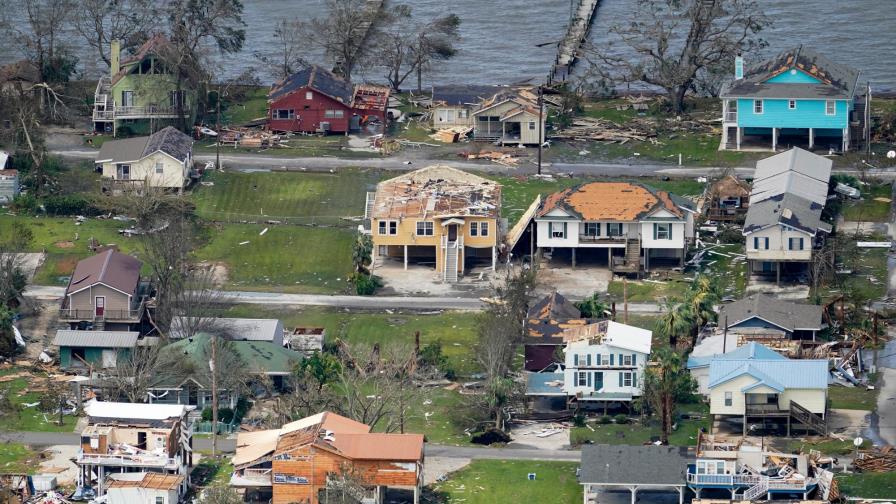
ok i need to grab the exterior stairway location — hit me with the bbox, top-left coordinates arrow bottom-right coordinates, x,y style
444,243 -> 459,282
742,478 -> 768,501
790,400 -> 826,435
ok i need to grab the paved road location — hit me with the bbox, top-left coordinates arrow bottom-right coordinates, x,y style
24,284 -> 664,313
0,430 -> 578,461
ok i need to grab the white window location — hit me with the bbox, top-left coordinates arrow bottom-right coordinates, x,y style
753,100 -> 763,114
825,100 -> 836,115
788,237 -> 804,250
305,91 -> 313,100
378,220 -> 397,235
788,99 -> 796,110
622,354 -> 633,366
622,372 -> 633,387
752,237 -> 769,250
154,162 -> 164,174
607,223 -> 623,237
724,391 -> 733,406
599,354 -> 610,366
155,497 -> 165,504
549,222 -> 566,239
324,109 -> 345,119
416,221 -> 433,236
274,109 -> 295,120
458,109 -> 468,119
528,121 -> 536,130
577,371 -> 587,387
584,223 -> 600,236
654,223 -> 671,240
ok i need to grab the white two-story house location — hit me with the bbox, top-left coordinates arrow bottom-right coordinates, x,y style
743,148 -> 832,283
535,182 -> 696,273
561,320 -> 652,409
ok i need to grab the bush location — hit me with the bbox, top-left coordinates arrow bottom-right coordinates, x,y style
9,193 -> 38,213
613,414 -> 629,425
43,194 -> 103,216
573,413 -> 586,428
598,415 -> 612,425
352,273 -> 382,295
419,340 -> 457,380
470,427 -> 511,445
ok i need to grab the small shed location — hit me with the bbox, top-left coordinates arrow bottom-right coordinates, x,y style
54,330 -> 158,370
105,472 -> 183,504
579,444 -> 690,504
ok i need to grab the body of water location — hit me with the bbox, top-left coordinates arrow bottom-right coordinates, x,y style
2,0 -> 895,90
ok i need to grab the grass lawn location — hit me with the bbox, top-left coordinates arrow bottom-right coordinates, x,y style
836,472 -> 896,499
430,460 -> 582,503
0,443 -> 37,474
222,305 -> 480,375
403,388 -> 470,445
190,169 -> 380,224
220,87 -> 268,126
828,385 -> 880,410
194,223 -> 355,293
822,245 -> 889,301
192,453 -> 234,486
841,182 -> 892,222
195,135 -> 377,158
571,403 -> 709,447
784,437 -> 872,457
606,277 -> 690,303
0,376 -> 79,432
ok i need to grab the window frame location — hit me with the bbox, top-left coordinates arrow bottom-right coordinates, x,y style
378,220 -> 398,236
788,99 -> 796,110
577,371 -> 588,387
583,222 -> 601,237
622,372 -> 633,387
789,237 -> 804,250
324,109 -> 345,119
528,121 -> 536,130
154,161 -> 164,174
479,221 -> 489,237
724,391 -> 733,407
654,222 -> 672,240
415,221 -> 434,236
305,91 -> 313,100
274,109 -> 295,120
458,109 -> 468,119
607,223 -> 623,237
549,222 -> 566,239
825,100 -> 836,116
622,354 -> 633,366
470,222 -> 478,236
753,99 -> 764,115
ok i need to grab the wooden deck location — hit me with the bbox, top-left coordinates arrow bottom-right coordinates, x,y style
548,0 -> 601,84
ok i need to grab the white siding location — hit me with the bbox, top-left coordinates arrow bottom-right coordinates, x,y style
744,224 -> 813,261
536,219 -> 579,247
562,341 -> 648,398
100,151 -> 189,189
640,221 -> 687,249
709,375 -> 755,415
779,388 -> 827,414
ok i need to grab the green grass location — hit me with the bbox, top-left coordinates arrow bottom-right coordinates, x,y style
404,388 -> 470,445
221,87 -> 269,125
392,120 -> 436,143
785,437 -> 872,457
836,472 -> 896,499
606,277 -> 691,303
0,377 -> 79,432
571,403 -> 709,447
192,454 -> 234,486
222,305 -> 480,375
841,183 -> 892,222
195,135 -> 376,158
828,385 -> 880,411
0,443 -> 36,474
823,245 -> 889,301
191,169 -> 380,224
194,223 -> 355,293
430,460 -> 582,503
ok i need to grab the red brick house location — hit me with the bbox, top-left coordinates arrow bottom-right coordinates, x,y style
268,65 -> 389,134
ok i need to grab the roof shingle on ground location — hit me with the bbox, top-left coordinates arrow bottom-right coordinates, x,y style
579,445 -> 690,486
371,165 -> 501,220
718,293 -> 823,333
539,182 -> 690,221
66,249 -> 141,296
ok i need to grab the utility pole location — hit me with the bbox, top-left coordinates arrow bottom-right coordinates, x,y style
215,87 -> 221,171
623,276 -> 628,324
210,333 -> 218,457
537,86 -> 544,175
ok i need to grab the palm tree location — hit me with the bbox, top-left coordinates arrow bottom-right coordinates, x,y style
685,277 -> 720,348
643,347 -> 696,444
655,298 -> 691,347
576,292 -> 610,319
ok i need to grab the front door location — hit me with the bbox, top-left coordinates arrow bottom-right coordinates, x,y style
121,90 -> 134,107
448,224 -> 458,242
94,296 -> 105,317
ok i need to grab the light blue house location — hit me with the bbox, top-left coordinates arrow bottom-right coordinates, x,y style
720,46 -> 867,152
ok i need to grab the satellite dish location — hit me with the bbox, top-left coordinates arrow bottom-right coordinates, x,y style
887,150 -> 896,159
853,437 -> 864,447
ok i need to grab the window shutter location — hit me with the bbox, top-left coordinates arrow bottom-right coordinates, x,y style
573,354 -> 579,366
548,222 -> 553,236
587,372 -> 592,387
619,353 -> 623,366
632,372 -> 638,388
653,224 -> 658,240
753,237 -> 758,249
586,354 -> 592,366
563,222 -> 567,237
799,238 -> 804,250
610,354 -> 614,366
596,353 -> 601,366
631,354 -> 636,366
618,372 -> 623,387
765,237 -> 769,249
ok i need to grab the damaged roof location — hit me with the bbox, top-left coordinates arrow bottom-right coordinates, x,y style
561,320 -> 653,355
270,64 -> 353,104
538,182 -> 693,221
371,165 -> 501,220
432,84 -> 510,106
96,126 -> 193,163
710,175 -> 750,199
719,294 -> 823,332
524,292 -> 589,344
112,34 -> 171,85
721,45 -> 861,100
743,192 -> 830,235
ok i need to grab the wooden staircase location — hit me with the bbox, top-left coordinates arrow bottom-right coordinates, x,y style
741,478 -> 768,501
444,243 -> 459,283
790,400 -> 826,435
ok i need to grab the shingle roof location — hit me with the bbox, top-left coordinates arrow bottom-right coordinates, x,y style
721,45 -> 860,100
170,317 -> 281,341
687,342 -> 787,369
96,126 -> 193,163
750,148 -> 832,206
528,292 -> 581,320
538,182 -> 693,221
719,294 -> 823,332
54,330 -> 139,348
269,65 -> 353,104
111,34 -> 172,85
708,359 -> 829,390
579,445 -> 690,486
743,192 -> 829,235
524,293 -> 588,343
66,250 -> 141,296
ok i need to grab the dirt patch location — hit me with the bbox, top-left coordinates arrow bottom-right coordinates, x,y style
54,241 -> 75,249
196,261 -> 230,287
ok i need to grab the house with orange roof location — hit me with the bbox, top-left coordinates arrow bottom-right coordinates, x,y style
535,182 -> 696,273
92,36 -> 197,136
230,411 -> 424,504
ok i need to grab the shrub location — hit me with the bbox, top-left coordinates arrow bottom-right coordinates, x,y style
10,193 -> 38,214
598,415 -> 612,425
43,194 -> 102,216
419,340 -> 457,380
573,413 -> 586,428
352,273 -> 382,295
614,414 -> 629,424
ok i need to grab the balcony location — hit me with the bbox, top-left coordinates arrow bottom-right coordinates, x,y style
93,105 -> 188,121
686,472 -> 813,492
59,300 -> 146,323
230,468 -> 273,487
578,234 -> 626,245
745,403 -> 789,417
77,451 -> 179,469
724,111 -> 738,123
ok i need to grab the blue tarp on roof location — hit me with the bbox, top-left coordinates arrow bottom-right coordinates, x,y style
708,359 -> 828,390
687,342 -> 786,369
525,372 -> 565,396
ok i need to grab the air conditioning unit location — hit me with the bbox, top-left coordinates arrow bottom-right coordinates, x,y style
318,122 -> 331,133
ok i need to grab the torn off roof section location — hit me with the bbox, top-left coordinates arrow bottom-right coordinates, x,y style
372,165 -> 501,220
539,182 -> 690,221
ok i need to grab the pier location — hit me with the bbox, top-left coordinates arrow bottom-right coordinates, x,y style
548,0 -> 600,84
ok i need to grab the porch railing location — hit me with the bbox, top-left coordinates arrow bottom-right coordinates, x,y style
686,473 -> 810,491
724,111 -> 737,122
58,301 -> 145,322
92,104 -> 189,121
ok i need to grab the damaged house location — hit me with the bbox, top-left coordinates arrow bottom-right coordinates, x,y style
703,175 -> 751,222
230,411 -> 424,504
742,147 -> 832,283
366,165 -> 501,282
470,88 -> 545,145
430,84 -> 506,129
523,291 -> 590,372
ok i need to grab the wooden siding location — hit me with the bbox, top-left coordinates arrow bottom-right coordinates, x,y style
99,151 -> 189,189
765,70 -> 822,84
736,98 -> 849,129
68,284 -> 132,313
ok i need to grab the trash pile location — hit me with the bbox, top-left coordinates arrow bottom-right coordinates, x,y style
854,446 -> 896,472
458,150 -> 520,167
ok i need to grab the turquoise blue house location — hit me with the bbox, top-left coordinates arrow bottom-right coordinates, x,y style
720,46 -> 867,152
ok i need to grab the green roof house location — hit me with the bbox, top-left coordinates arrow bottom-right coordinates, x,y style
54,329 -> 159,371
92,35 -> 198,136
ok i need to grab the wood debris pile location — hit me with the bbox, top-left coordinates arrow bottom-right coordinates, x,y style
854,446 -> 896,472
553,116 -> 653,143
429,126 -> 473,143
219,128 -> 283,148
459,150 -> 520,167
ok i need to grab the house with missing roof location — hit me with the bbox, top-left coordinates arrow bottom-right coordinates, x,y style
522,291 -> 590,371
703,174 -> 750,223
526,320 -> 652,411
366,165 -> 501,282
705,352 -> 828,436
59,250 -> 150,331
742,148 -> 832,282
430,85 -> 506,129
75,400 -> 193,501
93,37 -> 197,136
267,65 -> 390,134
470,88 -> 545,145
230,411 -> 424,504
95,126 -> 194,191
718,294 -> 824,341
534,182 -> 696,273
720,45 -> 868,152
54,329 -> 158,372
104,472 -> 184,504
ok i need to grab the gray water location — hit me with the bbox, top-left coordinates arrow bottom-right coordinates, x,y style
2,0 -> 895,90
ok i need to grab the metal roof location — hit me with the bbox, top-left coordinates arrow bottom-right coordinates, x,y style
170,317 -> 281,341
750,148 -> 832,206
579,445 -> 690,486
687,342 -> 786,369
708,359 -> 829,390
54,330 -> 139,348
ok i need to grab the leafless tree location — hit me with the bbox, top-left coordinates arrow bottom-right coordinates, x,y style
295,0 -> 386,81
0,0 -> 77,84
168,267 -> 230,340
261,19 -> 310,81
583,0 -> 769,113
106,343 -> 165,403
73,0 -> 156,68
376,7 -> 461,92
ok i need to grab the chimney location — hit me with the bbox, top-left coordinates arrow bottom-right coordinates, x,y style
110,40 -> 121,78
734,54 -> 744,80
